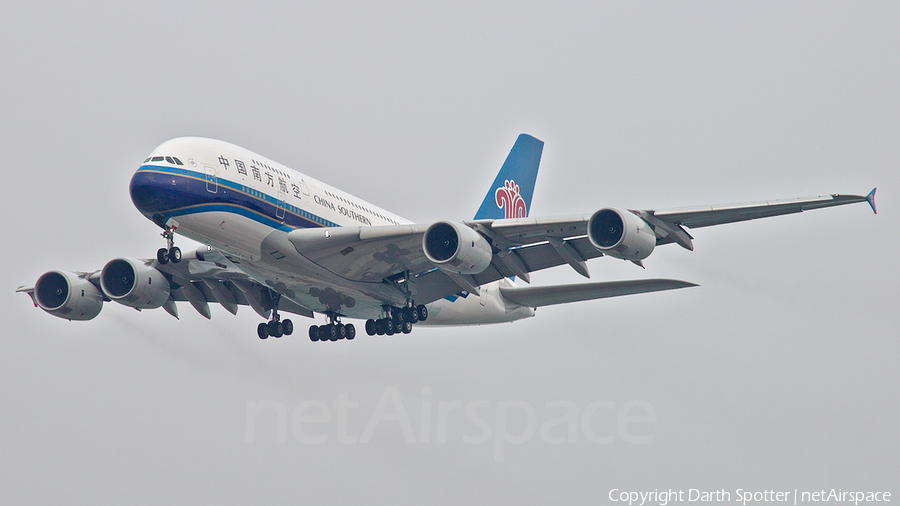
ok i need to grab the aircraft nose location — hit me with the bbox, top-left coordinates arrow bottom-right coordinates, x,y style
130,167 -> 198,221
130,169 -> 169,216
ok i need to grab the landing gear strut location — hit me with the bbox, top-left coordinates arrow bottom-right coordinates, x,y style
156,224 -> 182,264
365,304 -> 427,337
256,296 -> 293,340
308,312 -> 355,342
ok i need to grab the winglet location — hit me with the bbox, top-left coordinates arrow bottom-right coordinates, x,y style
865,188 -> 877,214
474,134 -> 544,220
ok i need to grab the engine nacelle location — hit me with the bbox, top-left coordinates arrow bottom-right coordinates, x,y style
34,270 -> 104,321
587,208 -> 657,261
423,221 -> 492,275
100,258 -> 170,309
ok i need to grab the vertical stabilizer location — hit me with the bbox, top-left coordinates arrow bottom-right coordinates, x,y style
474,134 -> 544,220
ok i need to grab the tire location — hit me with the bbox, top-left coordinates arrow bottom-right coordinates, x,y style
268,321 -> 283,338
407,307 -> 419,323
282,319 -> 293,336
257,322 -> 269,340
157,248 -> 169,265
309,325 -> 319,341
327,324 -> 339,341
385,319 -> 395,336
365,319 -> 376,336
169,246 -> 182,263
402,321 -> 413,334
416,304 -> 428,322
346,324 -> 356,340
336,323 -> 346,340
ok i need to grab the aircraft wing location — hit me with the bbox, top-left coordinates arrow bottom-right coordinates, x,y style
18,249 -> 314,321
154,249 -> 315,319
651,190 -> 876,228
286,189 -> 875,304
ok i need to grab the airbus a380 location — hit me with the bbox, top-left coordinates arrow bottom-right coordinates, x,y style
18,135 -> 877,341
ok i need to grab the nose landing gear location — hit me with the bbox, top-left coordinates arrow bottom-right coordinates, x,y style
156,224 -> 182,264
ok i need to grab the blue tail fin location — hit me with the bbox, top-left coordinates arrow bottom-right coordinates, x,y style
474,134 -> 544,220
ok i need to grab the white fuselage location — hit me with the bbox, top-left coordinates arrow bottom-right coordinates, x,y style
130,137 -> 534,325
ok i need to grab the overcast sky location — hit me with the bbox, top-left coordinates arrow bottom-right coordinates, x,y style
1,1 -> 897,504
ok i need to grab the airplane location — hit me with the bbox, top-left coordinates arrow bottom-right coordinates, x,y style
17,134 -> 877,341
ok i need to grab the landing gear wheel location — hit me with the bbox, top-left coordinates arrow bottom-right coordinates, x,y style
317,324 -> 336,341
257,322 -> 269,339
268,320 -> 283,338
401,321 -> 413,334
385,319 -> 395,336
168,246 -> 182,263
406,307 -> 419,323
416,304 -> 428,322
282,319 -> 293,336
375,319 -> 385,335
336,323 -> 347,340
365,319 -> 376,336
157,248 -> 170,265
309,325 -> 319,341
346,323 -> 356,340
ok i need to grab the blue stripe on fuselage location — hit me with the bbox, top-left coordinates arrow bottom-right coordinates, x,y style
129,165 -> 334,231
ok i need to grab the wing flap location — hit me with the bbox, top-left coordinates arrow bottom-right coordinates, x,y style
499,279 -> 697,307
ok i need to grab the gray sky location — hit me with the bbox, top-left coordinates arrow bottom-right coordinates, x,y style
2,1 -> 897,504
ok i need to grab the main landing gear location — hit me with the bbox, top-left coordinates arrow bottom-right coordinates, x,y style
156,225 -> 182,264
308,313 -> 356,342
257,305 -> 294,340
364,305 -> 427,336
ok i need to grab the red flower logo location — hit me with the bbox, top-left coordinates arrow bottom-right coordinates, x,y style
495,180 -> 527,219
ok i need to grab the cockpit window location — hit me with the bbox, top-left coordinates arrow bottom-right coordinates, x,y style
145,155 -> 185,165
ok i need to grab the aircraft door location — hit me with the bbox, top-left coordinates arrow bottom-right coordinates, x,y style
205,166 -> 218,193
276,191 -> 286,220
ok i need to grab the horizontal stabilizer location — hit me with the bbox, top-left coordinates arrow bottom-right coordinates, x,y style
499,279 -> 697,308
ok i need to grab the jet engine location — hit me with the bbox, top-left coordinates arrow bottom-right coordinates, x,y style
33,270 -> 104,321
100,258 -> 171,309
587,208 -> 657,261
423,221 -> 492,275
